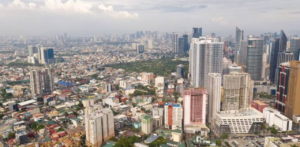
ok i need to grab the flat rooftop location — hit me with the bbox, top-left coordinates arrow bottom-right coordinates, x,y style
217,108 -> 263,118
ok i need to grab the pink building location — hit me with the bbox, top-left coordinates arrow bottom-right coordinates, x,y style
183,88 -> 207,125
251,100 -> 268,113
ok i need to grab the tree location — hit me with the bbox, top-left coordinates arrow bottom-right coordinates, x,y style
221,133 -> 228,139
57,127 -> 65,132
114,136 -> 140,147
7,132 -> 15,139
80,134 -> 88,147
216,140 -> 222,146
148,136 -> 166,147
270,127 -> 278,134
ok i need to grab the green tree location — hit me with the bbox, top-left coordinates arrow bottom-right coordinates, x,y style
7,132 -> 15,139
216,140 -> 222,146
221,133 -> 228,139
57,127 -> 65,132
114,136 -> 140,147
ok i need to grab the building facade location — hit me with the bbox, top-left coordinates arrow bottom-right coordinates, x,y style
235,27 -> 243,64
246,36 -> 264,81
215,108 -> 264,134
285,61 -> 300,119
290,37 -> 300,60
263,107 -> 292,132
207,73 -> 221,124
275,62 -> 290,113
183,88 -> 207,125
222,72 -> 253,111
164,103 -> 183,129
141,115 -> 153,135
189,37 -> 223,88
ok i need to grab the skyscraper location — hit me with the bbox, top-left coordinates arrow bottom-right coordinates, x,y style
42,68 -> 54,94
40,47 -> 55,64
85,107 -> 115,147
28,46 -> 38,57
246,36 -> 264,81
207,73 -> 221,124
270,30 -> 288,83
176,64 -> 184,79
183,88 -> 207,125
222,72 -> 253,111
164,103 -> 183,129
136,44 -> 145,54
235,27 -> 243,64
285,61 -> 300,119
30,68 -> 54,97
178,37 -> 185,55
30,70 -> 43,97
290,37 -> 300,60
183,34 -> 189,53
274,51 -> 293,85
192,28 -> 202,38
275,62 -> 290,114
173,33 -> 179,54
189,37 -> 223,88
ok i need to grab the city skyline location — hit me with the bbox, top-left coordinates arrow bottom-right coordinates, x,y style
0,0 -> 300,36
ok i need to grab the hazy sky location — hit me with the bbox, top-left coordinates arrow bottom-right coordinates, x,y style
0,0 -> 300,37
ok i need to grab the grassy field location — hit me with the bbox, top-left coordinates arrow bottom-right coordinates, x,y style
105,58 -> 189,77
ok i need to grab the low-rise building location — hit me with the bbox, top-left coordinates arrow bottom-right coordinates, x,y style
263,107 -> 292,132
215,107 -> 264,134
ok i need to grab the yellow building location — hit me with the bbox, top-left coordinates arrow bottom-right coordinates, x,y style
285,61 -> 300,119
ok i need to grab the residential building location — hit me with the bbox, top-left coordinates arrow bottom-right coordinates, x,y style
285,61 -> 300,119
164,103 -> 183,129
173,33 -> 179,53
85,107 -> 114,147
207,73 -> 221,124
183,88 -> 206,125
141,72 -> 154,84
264,137 -> 300,147
275,62 -> 290,113
136,44 -> 145,54
28,46 -> 38,56
274,52 -> 293,85
189,37 -> 223,88
141,115 -> 153,135
215,107 -> 264,134
263,107 -> 292,132
222,72 -> 253,111
235,27 -> 243,64
30,69 -> 43,96
246,36 -> 264,80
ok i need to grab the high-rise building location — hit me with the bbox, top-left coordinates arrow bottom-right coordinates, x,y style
192,28 -> 202,38
290,37 -> 300,60
207,73 -> 221,124
183,34 -> 189,53
274,51 -> 293,85
42,68 -> 54,94
28,46 -> 38,57
285,61 -> 300,119
164,103 -> 183,129
270,30 -> 287,83
235,27 -> 243,64
176,64 -> 184,79
222,72 -> 253,111
183,88 -> 206,125
40,47 -> 54,64
30,70 -> 43,97
239,40 -> 248,66
142,115 -> 153,135
178,37 -> 185,55
148,40 -> 153,49
85,107 -> 114,147
173,33 -> 179,54
275,62 -> 290,114
30,68 -> 54,97
246,36 -> 264,81
189,37 -> 223,88
136,44 -> 145,54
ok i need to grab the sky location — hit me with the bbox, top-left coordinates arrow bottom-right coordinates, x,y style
0,0 -> 300,37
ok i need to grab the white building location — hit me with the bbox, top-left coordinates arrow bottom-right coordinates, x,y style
263,107 -> 292,132
216,107 -> 264,134
189,37 -> 223,88
155,76 -> 165,87
164,103 -> 183,129
85,107 -> 115,147
222,72 -> 253,111
141,115 -> 153,135
208,73 -> 221,124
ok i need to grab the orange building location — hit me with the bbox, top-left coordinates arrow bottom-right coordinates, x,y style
285,61 -> 300,119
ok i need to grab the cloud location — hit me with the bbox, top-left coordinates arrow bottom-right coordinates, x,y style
211,16 -> 229,25
98,4 -> 139,18
43,0 -> 93,14
290,11 -> 300,14
8,0 -> 37,9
